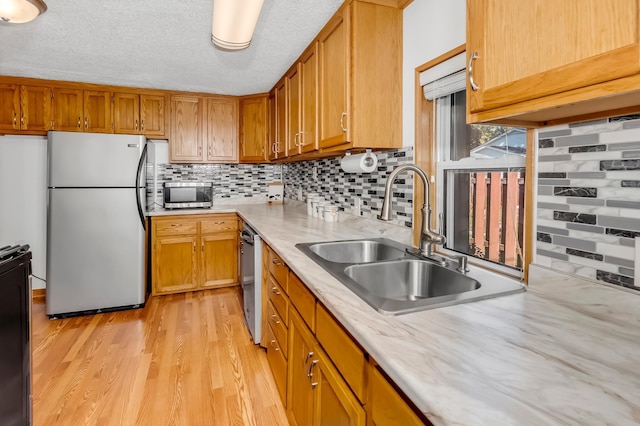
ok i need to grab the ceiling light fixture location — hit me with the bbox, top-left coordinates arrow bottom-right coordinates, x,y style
211,0 -> 264,50
0,0 -> 47,23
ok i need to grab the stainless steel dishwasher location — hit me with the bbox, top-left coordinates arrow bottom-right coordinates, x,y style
239,222 -> 262,344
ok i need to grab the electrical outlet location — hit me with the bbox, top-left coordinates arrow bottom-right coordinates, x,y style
353,197 -> 362,216
312,166 -> 318,181
296,187 -> 303,201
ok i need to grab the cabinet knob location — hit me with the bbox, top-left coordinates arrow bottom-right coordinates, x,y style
340,112 -> 347,133
468,52 -> 480,91
271,286 -> 280,296
13,112 -> 17,126
20,114 -> 24,126
77,117 -> 81,128
141,120 -> 145,131
135,119 -> 139,131
84,117 -> 88,129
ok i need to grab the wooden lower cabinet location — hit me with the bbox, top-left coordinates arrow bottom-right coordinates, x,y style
368,366 -> 427,426
151,214 -> 238,295
288,308 -> 365,426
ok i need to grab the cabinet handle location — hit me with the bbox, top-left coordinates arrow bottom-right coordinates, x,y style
270,314 -> 280,325
468,52 -> 479,91
340,112 -> 347,133
270,339 -> 279,351
77,117 -> 81,128
271,286 -> 280,296
171,224 -> 182,227
272,258 -> 282,266
309,359 -> 318,388
51,120 -> 54,130
84,117 -> 88,129
141,119 -> 145,131
135,119 -> 139,131
198,146 -> 202,156
13,112 -> 17,126
201,241 -> 204,252
272,142 -> 277,154
193,242 -> 196,252
214,221 -> 225,225
304,351 -> 314,377
20,114 -> 24,126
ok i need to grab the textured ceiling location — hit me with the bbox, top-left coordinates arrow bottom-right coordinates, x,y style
0,0 -> 343,95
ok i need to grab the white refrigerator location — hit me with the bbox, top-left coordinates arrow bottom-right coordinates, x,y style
46,131 -> 148,317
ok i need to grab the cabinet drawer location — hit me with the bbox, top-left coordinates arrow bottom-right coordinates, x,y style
316,303 -> 366,403
154,218 -> 197,236
200,214 -> 238,233
268,249 -> 288,292
370,367 -> 425,426
268,275 -> 289,324
266,301 -> 288,357
288,272 -> 315,332
265,324 -> 287,405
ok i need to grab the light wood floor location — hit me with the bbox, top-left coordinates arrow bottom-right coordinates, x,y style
31,288 -> 288,426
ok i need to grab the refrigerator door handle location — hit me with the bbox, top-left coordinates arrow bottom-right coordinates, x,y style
135,143 -> 148,231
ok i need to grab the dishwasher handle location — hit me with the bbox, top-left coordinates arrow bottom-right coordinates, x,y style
240,230 -> 255,246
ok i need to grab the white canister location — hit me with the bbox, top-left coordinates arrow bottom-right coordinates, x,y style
315,201 -> 331,219
308,196 -> 323,216
323,205 -> 339,222
310,198 -> 325,217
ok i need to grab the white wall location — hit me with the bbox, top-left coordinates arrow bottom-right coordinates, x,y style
402,0 -> 466,147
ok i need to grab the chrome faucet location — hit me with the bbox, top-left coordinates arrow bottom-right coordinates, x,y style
378,164 -> 446,258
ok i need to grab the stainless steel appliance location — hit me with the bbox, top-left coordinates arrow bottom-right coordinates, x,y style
163,182 -> 213,209
0,244 -> 32,425
46,131 -> 147,318
239,222 -> 262,344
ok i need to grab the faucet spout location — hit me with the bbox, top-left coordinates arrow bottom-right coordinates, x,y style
378,163 -> 446,257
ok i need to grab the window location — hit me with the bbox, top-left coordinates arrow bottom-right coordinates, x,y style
435,91 -> 526,274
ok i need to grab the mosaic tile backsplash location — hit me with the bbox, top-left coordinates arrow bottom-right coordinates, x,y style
147,147 -> 414,227
535,115 -> 640,291
283,148 -> 415,227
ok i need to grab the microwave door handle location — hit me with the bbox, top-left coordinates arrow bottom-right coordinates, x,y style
135,143 -> 148,231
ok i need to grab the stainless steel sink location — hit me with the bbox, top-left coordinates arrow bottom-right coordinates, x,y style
307,239 -> 406,263
296,238 -> 525,315
345,259 -> 480,300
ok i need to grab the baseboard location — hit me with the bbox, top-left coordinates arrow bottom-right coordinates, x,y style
32,288 -> 46,301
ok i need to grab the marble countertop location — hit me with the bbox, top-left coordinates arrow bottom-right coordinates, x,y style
149,202 -> 640,425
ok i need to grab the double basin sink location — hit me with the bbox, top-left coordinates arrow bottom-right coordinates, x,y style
296,238 -> 525,315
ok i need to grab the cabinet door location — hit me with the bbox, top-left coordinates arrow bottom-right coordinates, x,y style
287,65 -> 301,157
21,86 -> 52,132
140,94 -> 166,137
153,235 -> 199,295
113,93 -> 140,134
318,6 -> 350,149
239,96 -> 268,162
0,84 -> 20,131
200,232 -> 238,289
300,43 -> 318,153
52,88 -> 83,132
267,91 -> 277,161
369,367 -> 425,426
170,96 -> 203,162
275,78 -> 288,158
312,346 -> 365,426
288,310 -> 315,426
206,98 -> 238,163
83,90 -> 112,133
467,0 -> 640,114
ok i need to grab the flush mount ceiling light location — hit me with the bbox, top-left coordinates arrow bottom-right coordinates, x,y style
0,0 -> 47,23
211,0 -> 264,50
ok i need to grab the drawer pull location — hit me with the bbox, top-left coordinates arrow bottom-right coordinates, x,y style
270,314 -> 280,325
304,351 -> 314,377
171,224 -> 181,227
270,339 -> 279,351
468,52 -> 480,91
272,258 -> 283,266
213,221 -> 226,225
271,286 -> 281,296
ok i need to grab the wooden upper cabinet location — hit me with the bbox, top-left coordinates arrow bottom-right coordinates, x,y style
140,94 -> 166,137
113,93 -> 140,134
300,43 -> 319,153
170,95 -> 203,162
83,90 -> 112,133
287,65 -> 301,157
467,0 -> 640,124
274,78 -> 287,159
0,84 -> 51,132
240,95 -> 268,163
317,1 -> 402,150
205,97 -> 238,163
318,7 -> 350,149
52,88 -> 83,132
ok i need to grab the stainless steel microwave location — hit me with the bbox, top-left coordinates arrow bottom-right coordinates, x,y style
163,182 -> 213,209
